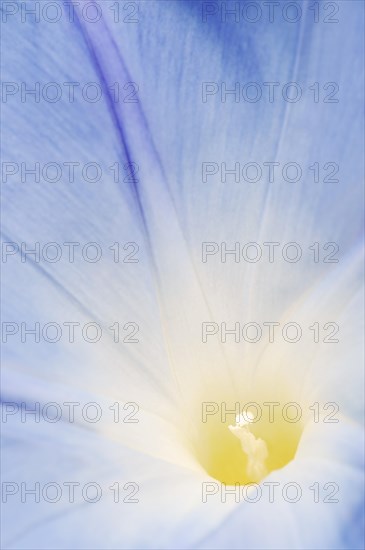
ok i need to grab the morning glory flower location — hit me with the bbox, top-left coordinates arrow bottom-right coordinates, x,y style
1,0 -> 364,549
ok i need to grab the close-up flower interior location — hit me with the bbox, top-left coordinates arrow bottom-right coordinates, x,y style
1,1 -> 364,549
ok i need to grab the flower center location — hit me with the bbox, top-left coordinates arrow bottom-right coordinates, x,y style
194,399 -> 304,485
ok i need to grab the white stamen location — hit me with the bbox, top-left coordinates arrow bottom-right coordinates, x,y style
229,411 -> 268,481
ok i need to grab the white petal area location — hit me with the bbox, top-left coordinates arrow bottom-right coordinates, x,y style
1,414 -> 231,550
2,367 -> 195,469
1,241 -> 188,425
243,247 -> 364,423
2,404 -> 363,550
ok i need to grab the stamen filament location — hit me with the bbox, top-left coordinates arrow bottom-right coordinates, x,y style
229,413 -> 268,482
